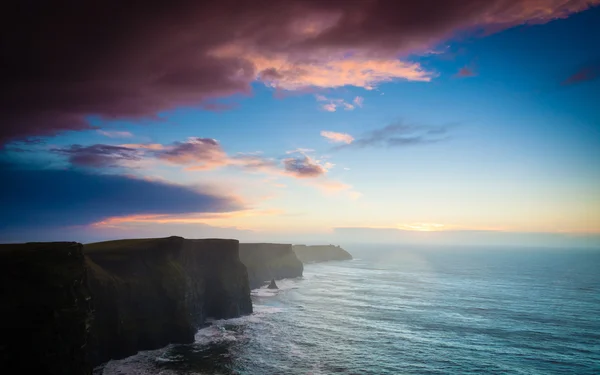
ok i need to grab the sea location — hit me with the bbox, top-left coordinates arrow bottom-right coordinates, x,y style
101,245 -> 600,375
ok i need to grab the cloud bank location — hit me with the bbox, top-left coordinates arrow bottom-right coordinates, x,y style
2,0 -> 596,144
0,164 -> 242,228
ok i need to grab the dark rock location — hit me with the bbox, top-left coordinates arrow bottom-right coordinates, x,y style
267,278 -> 278,289
84,236 -> 252,367
292,244 -> 352,263
239,243 -> 303,289
0,236 -> 253,373
0,242 -> 93,375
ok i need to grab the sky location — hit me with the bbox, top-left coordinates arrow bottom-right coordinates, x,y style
1,0 -> 599,247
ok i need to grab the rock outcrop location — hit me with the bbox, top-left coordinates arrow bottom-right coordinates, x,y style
267,278 -> 278,289
0,237 -> 253,373
85,236 -> 252,367
292,244 -> 353,263
239,243 -> 303,289
0,242 -> 93,375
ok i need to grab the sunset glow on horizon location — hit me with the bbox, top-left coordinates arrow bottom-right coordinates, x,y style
1,1 -> 599,247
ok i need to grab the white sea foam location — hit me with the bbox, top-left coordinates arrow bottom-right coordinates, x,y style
251,277 -> 302,297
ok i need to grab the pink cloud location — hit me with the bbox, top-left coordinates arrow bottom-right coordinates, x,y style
455,66 -> 477,77
353,96 -> 364,107
321,131 -> 354,144
156,138 -> 229,171
3,0 -> 597,143
120,143 -> 165,150
96,130 -> 133,138
314,95 -> 357,113
321,103 -> 338,112
561,63 -> 600,86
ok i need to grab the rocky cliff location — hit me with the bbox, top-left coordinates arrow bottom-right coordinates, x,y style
85,236 -> 252,367
239,243 -> 304,289
0,237 -> 253,373
0,242 -> 93,375
292,244 -> 353,263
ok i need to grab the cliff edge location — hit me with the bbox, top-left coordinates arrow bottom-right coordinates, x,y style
239,243 -> 303,289
292,244 -> 353,263
0,237 -> 253,373
0,242 -> 93,375
85,236 -> 252,367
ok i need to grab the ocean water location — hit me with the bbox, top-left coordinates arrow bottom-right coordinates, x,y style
101,246 -> 600,374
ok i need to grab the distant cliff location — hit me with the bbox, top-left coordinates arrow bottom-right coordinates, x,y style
0,242 -> 94,375
85,237 -> 252,367
0,237 -> 252,373
292,244 -> 352,263
239,243 -> 303,289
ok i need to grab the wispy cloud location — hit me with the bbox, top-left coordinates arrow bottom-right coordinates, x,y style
51,136 -> 359,199
315,94 -> 358,112
51,144 -> 141,168
214,45 -> 434,91
155,137 -> 229,170
321,131 -> 355,144
322,103 -> 338,112
120,143 -> 165,150
561,62 -> 600,86
286,148 -> 315,155
455,66 -> 476,78
283,155 -> 327,178
353,96 -> 364,107
334,122 -> 453,150
96,130 -> 134,138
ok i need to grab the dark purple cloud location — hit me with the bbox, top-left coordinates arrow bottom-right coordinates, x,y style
561,62 -> 600,85
2,0 -> 596,144
155,138 -> 223,164
0,164 -> 242,228
52,144 -> 140,168
283,156 -> 326,178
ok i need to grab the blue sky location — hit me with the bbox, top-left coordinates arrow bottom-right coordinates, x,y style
2,1 -> 599,246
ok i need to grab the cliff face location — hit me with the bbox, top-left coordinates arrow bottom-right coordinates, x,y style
0,242 -> 93,375
292,244 -> 353,263
85,236 -> 252,367
239,243 -> 304,289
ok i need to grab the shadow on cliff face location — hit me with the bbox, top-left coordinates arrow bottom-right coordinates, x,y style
84,236 -> 252,367
239,243 -> 304,289
0,242 -> 94,375
0,237 -> 324,374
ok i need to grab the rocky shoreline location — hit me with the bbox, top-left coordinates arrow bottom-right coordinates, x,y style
0,238 -> 351,374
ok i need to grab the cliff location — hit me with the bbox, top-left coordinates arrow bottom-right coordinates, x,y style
0,237 -> 253,373
84,236 -> 252,367
239,243 -> 303,289
0,242 -> 93,375
292,244 -> 353,263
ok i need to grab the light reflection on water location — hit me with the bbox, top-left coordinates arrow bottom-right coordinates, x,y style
102,247 -> 600,375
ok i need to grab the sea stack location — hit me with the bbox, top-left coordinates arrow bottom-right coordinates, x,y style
267,278 -> 279,289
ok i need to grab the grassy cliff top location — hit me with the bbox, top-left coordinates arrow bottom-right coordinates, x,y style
0,242 -> 81,254
84,236 -> 182,253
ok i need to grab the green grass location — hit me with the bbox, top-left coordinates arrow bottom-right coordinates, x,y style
84,236 -> 181,253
